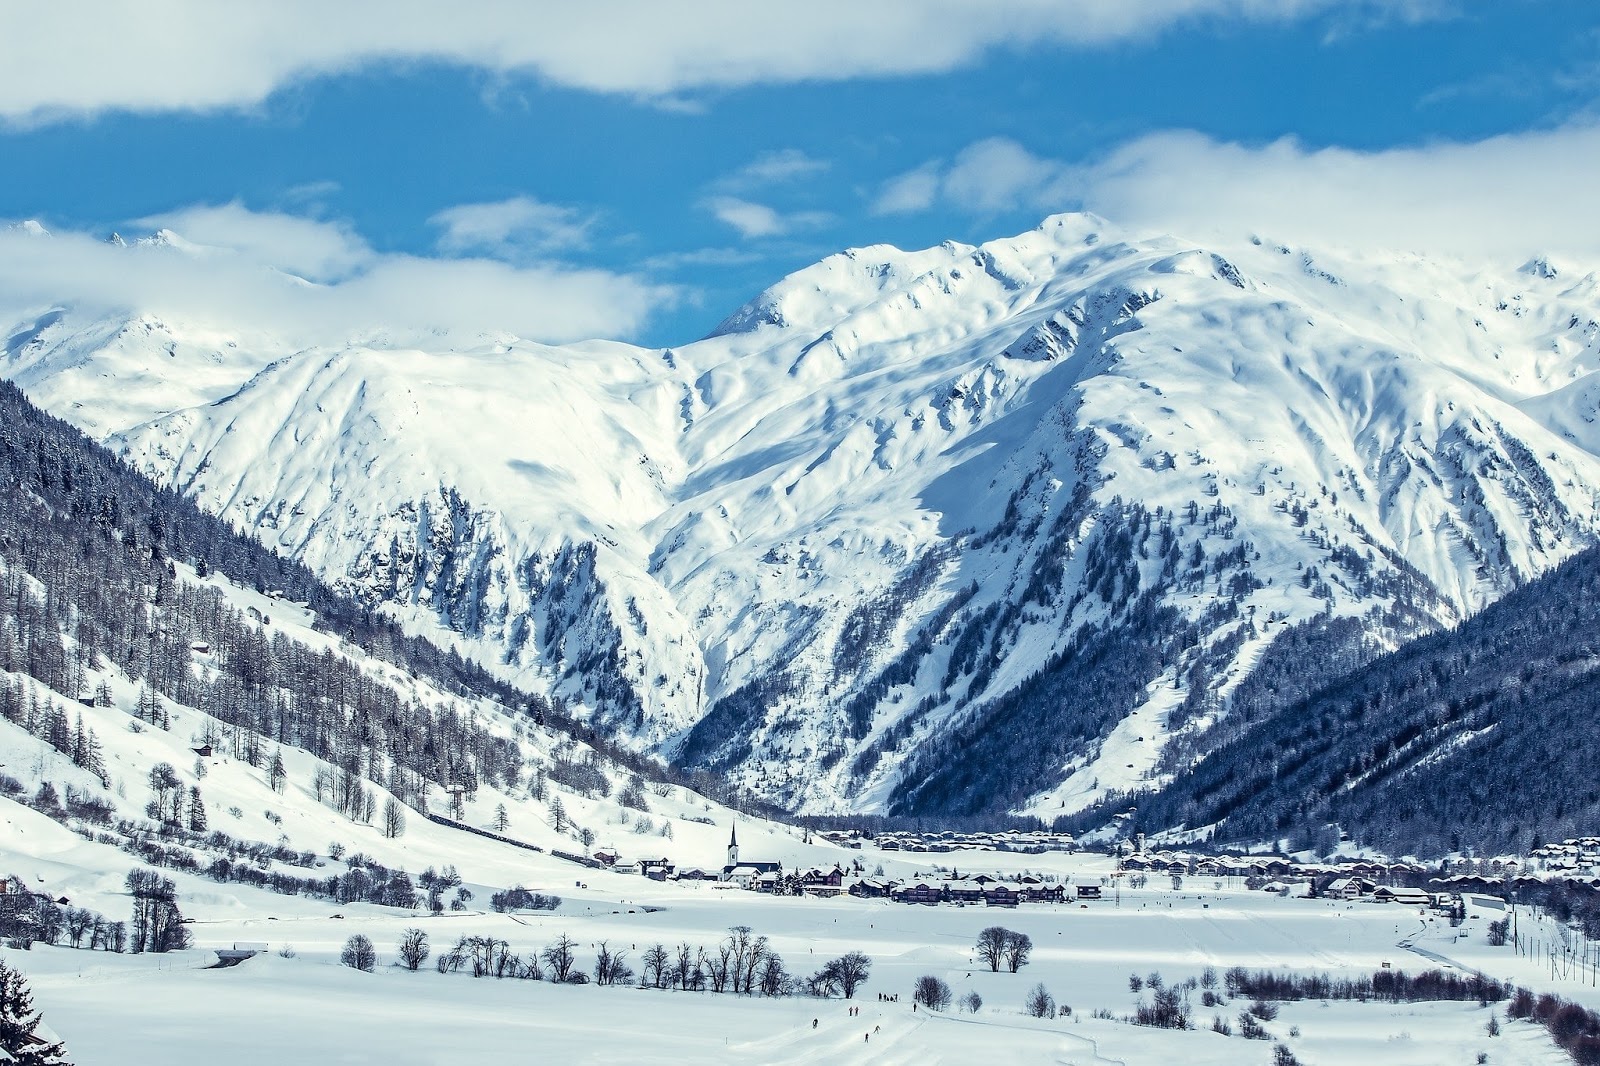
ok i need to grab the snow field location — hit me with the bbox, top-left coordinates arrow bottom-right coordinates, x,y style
1,875 -> 1572,1065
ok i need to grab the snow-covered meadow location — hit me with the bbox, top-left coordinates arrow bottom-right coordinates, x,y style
0,784 -> 1576,1066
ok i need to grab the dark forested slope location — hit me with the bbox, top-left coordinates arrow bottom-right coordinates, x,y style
0,378 -> 680,802
1098,545 -> 1600,855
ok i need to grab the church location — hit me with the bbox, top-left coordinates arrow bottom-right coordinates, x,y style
720,824 -> 782,888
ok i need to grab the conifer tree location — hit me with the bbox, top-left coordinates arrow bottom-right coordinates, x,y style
0,959 -> 71,1065
269,749 -> 287,793
187,786 -> 207,832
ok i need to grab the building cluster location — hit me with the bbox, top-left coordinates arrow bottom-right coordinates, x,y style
1119,850 -> 1428,884
817,828 -> 1075,854
1527,838 -> 1600,872
853,873 -> 1095,907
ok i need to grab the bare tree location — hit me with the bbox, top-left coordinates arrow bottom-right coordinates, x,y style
834,951 -> 871,999
961,990 -> 983,1013
976,925 -> 1009,972
642,943 -> 671,989
709,939 -> 733,993
397,928 -> 429,972
1003,930 -> 1033,973
382,797 -> 406,839
341,934 -> 377,972
757,952 -> 791,997
811,951 -> 871,999
1025,982 -> 1056,1018
915,975 -> 952,1011
541,933 -> 578,983
549,795 -> 569,833
593,941 -> 632,986
64,907 -> 95,949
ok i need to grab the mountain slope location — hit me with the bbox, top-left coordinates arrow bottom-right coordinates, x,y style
1083,541 -> 1600,856
9,214 -> 1600,816
0,375 -> 803,895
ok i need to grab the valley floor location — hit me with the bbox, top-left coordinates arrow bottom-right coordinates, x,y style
5,863 -> 1578,1065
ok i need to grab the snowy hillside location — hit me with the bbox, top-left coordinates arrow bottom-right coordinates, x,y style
9,213 -> 1600,817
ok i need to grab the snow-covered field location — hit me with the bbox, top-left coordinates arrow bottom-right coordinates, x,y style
0,784 -> 1578,1066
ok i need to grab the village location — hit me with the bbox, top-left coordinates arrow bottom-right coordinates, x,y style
570,823 -> 1600,918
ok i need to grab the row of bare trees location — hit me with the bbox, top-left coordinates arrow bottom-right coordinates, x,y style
364,924 -> 874,1002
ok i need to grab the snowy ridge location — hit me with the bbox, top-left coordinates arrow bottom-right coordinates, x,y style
9,213 -> 1600,816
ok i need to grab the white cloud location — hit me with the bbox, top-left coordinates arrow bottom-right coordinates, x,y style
1070,125 -> 1600,261
0,206 -> 674,344
0,1 -> 1439,125
704,197 -> 832,240
871,165 -> 942,215
874,138 -> 1073,216
944,138 -> 1075,214
717,150 -> 830,191
874,124 -> 1600,262
641,246 -> 766,272
135,202 -> 368,282
429,196 -> 593,257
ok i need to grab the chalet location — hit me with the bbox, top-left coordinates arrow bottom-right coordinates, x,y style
1326,877 -> 1374,899
894,881 -> 946,906
984,884 -> 1020,907
946,880 -> 984,904
1372,885 -> 1431,906
640,858 -> 674,881
593,847 -> 620,867
754,871 -> 782,894
1075,883 -> 1102,900
192,744 -> 213,758
801,866 -> 844,889
849,878 -> 893,899
726,866 -> 762,890
1023,883 -> 1065,903
675,868 -> 717,882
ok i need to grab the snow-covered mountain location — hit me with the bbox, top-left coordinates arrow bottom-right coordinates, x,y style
9,212 -> 1600,817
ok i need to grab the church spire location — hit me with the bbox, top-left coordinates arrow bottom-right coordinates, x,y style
726,823 -> 739,869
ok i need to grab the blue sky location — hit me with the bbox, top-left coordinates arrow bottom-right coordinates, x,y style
2,1 -> 1598,346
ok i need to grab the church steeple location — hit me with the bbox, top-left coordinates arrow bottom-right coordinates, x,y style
727,824 -> 739,869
